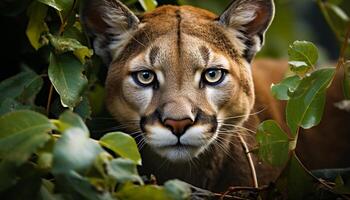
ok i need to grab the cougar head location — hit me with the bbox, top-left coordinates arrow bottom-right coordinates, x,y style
82,0 -> 274,161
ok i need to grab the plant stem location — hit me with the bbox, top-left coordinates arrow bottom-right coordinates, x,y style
336,22 -> 350,70
46,84 -> 54,115
238,134 -> 258,188
58,0 -> 77,35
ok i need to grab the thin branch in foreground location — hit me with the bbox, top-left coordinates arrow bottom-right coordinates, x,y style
238,134 -> 258,188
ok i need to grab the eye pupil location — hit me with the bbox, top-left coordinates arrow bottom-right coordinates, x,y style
142,72 -> 150,79
208,70 -> 216,78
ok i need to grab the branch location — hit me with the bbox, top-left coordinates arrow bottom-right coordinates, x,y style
336,22 -> 350,70
238,134 -> 258,188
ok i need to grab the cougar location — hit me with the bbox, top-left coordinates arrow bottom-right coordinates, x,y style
82,0 -> 350,192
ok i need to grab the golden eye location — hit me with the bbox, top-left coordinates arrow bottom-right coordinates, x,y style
133,70 -> 156,86
203,69 -> 226,85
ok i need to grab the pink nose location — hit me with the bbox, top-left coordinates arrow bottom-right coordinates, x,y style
164,118 -> 194,137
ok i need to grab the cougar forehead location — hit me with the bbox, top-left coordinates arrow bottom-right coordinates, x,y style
106,5 -> 254,111
105,5 -> 255,160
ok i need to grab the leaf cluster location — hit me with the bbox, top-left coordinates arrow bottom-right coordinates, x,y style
255,1 -> 350,198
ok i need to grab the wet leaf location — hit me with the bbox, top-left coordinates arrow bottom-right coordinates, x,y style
48,53 -> 88,109
288,41 -> 318,75
100,132 -> 141,165
256,120 -> 291,166
271,75 -> 301,100
286,68 -> 335,135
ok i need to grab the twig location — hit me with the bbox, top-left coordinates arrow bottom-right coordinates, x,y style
293,152 -> 350,199
46,84 -> 54,115
336,22 -> 350,70
58,0 -> 77,35
219,185 -> 270,200
238,134 -> 258,188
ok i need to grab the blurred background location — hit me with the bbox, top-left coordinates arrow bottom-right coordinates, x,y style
0,0 -> 349,81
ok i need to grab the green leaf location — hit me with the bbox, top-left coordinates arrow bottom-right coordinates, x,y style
0,164 -> 42,199
271,75 -> 301,100
74,95 -> 92,120
100,132 -> 142,165
288,41 -> 319,75
88,83 -> 106,115
39,180 -> 57,200
0,68 -> 43,105
324,3 -> 349,40
334,175 -> 350,195
106,158 -> 143,184
256,120 -> 291,166
138,0 -> 158,11
116,183 -> 171,200
37,137 -> 55,171
0,110 -> 54,165
0,98 -> 31,116
164,180 -> 191,200
52,127 -> 103,174
276,154 -> 315,200
48,53 -> 88,109
37,0 -> 74,23
56,110 -> 89,133
286,68 -> 335,135
343,62 -> 350,99
37,0 -> 64,11
26,1 -> 49,50
328,0 -> 343,5
0,161 -> 17,191
57,171 -> 113,200
48,34 -> 93,63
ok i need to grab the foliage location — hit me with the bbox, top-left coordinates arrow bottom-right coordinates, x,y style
0,110 -> 191,199
255,0 -> 350,199
0,0 -> 349,199
0,0 -> 191,199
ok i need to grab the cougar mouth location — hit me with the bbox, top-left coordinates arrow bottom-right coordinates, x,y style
139,111 -> 218,161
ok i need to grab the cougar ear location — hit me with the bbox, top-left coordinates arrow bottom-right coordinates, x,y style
81,0 -> 139,64
219,0 -> 275,62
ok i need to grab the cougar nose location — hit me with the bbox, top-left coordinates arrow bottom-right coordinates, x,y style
164,118 -> 194,137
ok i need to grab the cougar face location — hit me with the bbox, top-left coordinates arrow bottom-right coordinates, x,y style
82,0 -> 274,162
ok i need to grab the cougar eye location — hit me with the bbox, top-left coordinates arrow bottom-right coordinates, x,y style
202,68 -> 226,86
132,70 -> 156,87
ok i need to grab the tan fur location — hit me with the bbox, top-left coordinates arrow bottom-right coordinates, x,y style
82,1 -> 350,192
